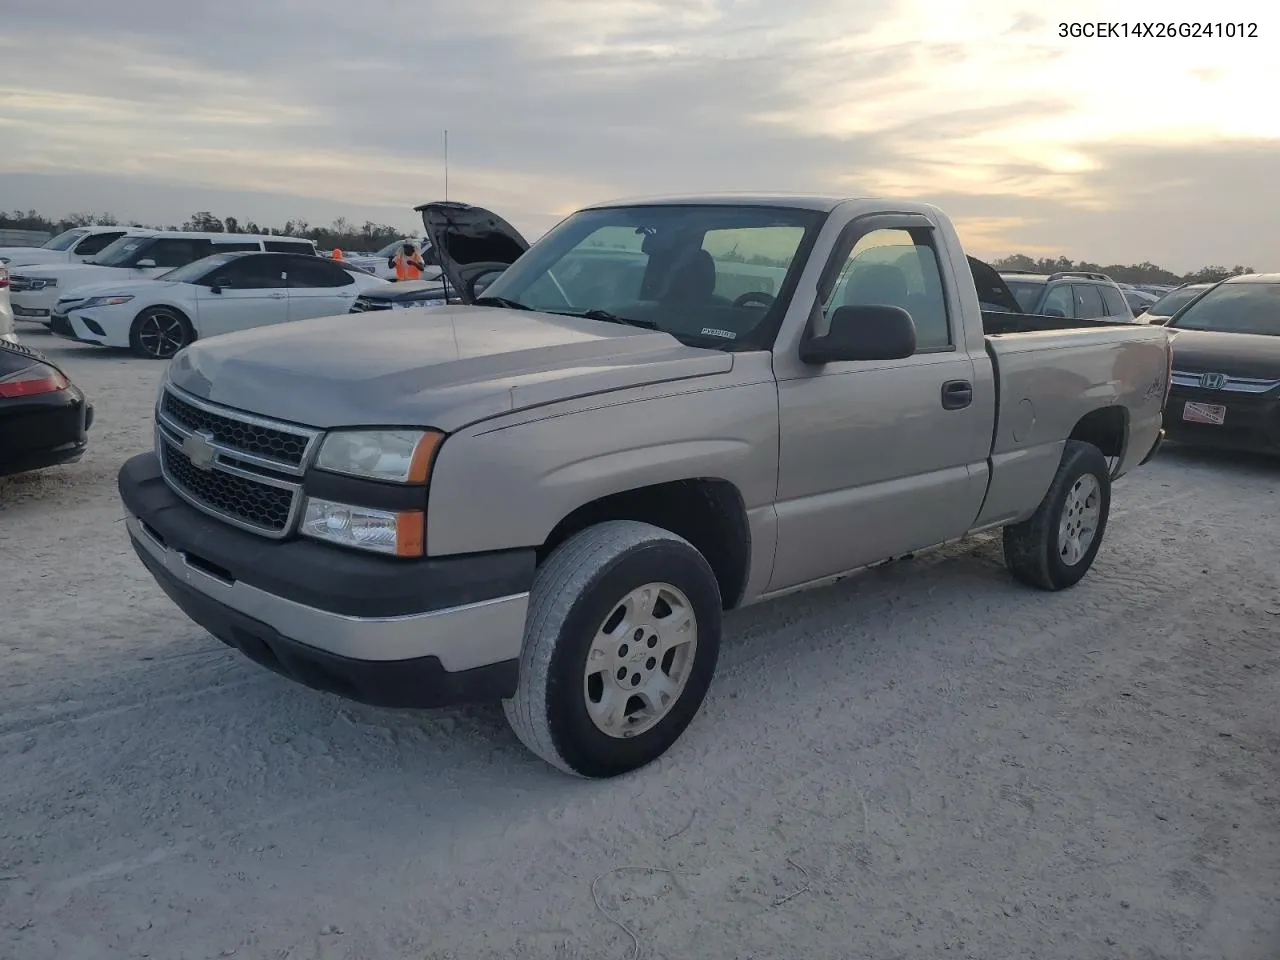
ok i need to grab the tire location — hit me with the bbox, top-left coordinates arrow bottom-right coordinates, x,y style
503,520 -> 723,778
1003,439 -> 1111,591
129,307 -> 195,360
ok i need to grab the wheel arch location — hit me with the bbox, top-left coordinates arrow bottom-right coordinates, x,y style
537,478 -> 752,610
1068,404 -> 1128,473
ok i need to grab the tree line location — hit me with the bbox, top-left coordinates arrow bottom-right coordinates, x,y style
0,209 -> 411,253
0,207 -> 1259,282
989,253 -> 1255,286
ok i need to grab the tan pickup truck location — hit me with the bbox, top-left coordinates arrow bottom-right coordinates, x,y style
117,195 -> 1171,778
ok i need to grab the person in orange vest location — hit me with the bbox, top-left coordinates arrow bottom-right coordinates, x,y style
392,242 -> 425,281
332,247 -> 344,260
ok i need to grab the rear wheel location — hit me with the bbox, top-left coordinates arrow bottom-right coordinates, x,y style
1003,440 -> 1111,590
503,520 -> 722,778
129,307 -> 194,360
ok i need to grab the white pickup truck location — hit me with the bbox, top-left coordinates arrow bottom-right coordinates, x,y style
118,195 -> 1171,778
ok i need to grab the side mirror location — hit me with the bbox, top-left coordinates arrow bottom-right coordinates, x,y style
799,304 -> 916,365
209,277 -> 230,294
135,258 -> 157,269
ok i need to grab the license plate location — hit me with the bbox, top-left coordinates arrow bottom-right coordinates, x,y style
1183,401 -> 1226,425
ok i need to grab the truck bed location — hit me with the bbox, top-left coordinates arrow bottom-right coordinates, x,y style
981,311 -> 1138,336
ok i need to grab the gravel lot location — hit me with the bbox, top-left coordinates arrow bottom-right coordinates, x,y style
3,331 -> 1279,960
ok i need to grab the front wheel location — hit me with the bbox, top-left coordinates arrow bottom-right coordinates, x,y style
1003,440 -> 1111,590
129,307 -> 194,360
503,520 -> 723,778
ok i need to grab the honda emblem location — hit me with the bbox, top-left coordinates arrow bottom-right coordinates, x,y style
1199,372 -> 1226,390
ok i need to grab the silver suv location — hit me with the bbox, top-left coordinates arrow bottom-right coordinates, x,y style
999,270 -> 1140,323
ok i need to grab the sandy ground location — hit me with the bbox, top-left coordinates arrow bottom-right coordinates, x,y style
2,330 -> 1278,960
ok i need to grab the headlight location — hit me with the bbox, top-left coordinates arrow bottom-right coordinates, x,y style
301,497 -> 424,557
315,428 -> 442,484
75,295 -> 134,310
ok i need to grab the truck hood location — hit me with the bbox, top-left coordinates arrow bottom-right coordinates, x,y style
0,247 -> 66,267
415,201 -> 530,303
1166,327 -> 1280,379
167,305 -> 734,432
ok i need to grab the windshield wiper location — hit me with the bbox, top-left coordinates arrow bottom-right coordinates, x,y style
473,295 -> 533,311
565,309 -> 659,330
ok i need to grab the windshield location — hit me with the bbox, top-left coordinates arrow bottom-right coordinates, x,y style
89,236 -> 152,267
1169,282 -> 1280,335
1148,287 -> 1206,317
157,252 -> 239,284
1004,280 -> 1045,312
478,204 -> 825,350
43,228 -> 90,251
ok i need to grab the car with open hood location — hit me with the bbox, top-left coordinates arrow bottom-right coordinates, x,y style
117,194 -> 1170,778
1151,273 -> 1280,454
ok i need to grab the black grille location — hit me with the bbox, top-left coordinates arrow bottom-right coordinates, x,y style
161,392 -> 309,466
350,296 -> 392,313
162,443 -> 294,532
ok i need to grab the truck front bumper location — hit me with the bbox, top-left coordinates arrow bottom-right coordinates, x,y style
118,452 -> 534,709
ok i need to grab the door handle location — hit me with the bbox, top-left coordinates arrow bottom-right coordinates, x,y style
267,292 -> 286,299
941,380 -> 973,410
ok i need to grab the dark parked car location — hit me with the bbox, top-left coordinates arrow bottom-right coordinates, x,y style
999,270 -> 1139,323
1152,274 -> 1280,454
1141,282 -> 1214,325
0,340 -> 93,476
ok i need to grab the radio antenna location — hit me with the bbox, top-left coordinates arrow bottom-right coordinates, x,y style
443,129 -> 449,201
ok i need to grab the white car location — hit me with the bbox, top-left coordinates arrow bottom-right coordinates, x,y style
0,266 -> 17,343
0,225 -> 132,269
51,250 -> 389,358
9,230 -> 316,325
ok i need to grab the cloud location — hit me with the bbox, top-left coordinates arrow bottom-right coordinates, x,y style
0,0 -> 1275,270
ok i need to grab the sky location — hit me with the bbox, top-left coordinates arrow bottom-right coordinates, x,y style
0,0 -> 1276,272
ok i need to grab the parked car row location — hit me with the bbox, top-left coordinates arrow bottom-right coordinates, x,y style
50,250 -> 387,358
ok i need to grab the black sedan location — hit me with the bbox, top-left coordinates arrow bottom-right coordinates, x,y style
1150,274 -> 1280,455
0,340 -> 93,476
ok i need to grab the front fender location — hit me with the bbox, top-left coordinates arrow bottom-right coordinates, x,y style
424,381 -> 779,557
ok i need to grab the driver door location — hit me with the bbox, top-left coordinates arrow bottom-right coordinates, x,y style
769,216 -> 993,591
193,254 -> 289,337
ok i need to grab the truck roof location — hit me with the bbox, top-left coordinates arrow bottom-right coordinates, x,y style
581,193 -> 861,213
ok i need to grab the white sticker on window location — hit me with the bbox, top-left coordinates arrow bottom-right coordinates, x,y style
700,327 -> 737,339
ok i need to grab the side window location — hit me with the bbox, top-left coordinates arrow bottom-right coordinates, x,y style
265,240 -> 316,255
212,241 -> 262,253
210,255 -> 286,289
1041,284 -> 1075,317
286,255 -> 353,288
74,231 -> 125,256
147,239 -> 214,267
824,227 -> 952,350
1099,285 -> 1129,317
1073,284 -> 1106,319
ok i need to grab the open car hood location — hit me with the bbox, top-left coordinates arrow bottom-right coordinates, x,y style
415,201 -> 530,304
967,256 -> 1023,314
